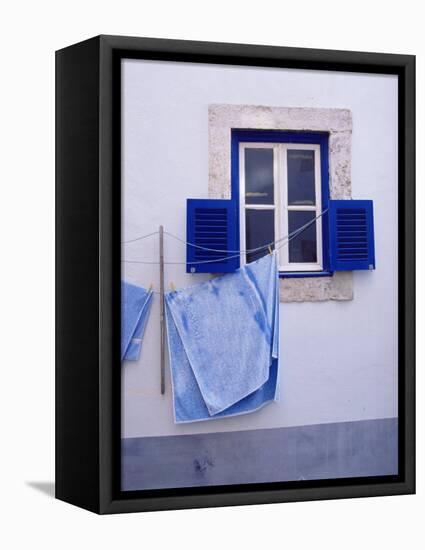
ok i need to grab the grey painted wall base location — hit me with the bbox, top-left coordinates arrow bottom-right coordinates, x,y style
122,418 -> 397,491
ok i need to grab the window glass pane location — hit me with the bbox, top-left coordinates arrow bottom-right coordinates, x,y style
244,148 -> 274,205
245,209 -> 274,263
288,211 -> 317,263
287,149 -> 316,206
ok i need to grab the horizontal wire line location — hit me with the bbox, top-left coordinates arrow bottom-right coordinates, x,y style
166,207 -> 327,254
121,230 -> 159,244
165,230 -> 285,254
122,209 -> 328,265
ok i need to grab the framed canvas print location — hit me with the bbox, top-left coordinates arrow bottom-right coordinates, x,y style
56,35 -> 415,514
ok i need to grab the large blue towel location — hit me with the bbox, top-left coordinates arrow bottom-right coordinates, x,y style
165,253 -> 279,423
121,282 -> 154,362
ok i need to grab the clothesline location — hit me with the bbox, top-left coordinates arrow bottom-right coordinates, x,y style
123,209 -> 328,295
122,209 -> 329,394
121,208 -> 328,265
121,230 -> 160,245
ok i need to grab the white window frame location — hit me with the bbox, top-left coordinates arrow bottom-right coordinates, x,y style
239,142 -> 323,272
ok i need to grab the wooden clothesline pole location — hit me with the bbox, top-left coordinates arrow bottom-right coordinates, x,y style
159,225 -> 165,395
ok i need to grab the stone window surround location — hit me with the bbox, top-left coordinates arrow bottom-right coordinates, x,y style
208,104 -> 354,303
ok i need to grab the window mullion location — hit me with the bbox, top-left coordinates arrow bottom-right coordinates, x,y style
287,205 -> 317,211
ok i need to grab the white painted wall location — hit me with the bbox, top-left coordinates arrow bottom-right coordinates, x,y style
121,59 -> 398,438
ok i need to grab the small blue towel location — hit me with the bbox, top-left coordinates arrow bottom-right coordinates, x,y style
121,282 -> 154,362
165,253 -> 279,423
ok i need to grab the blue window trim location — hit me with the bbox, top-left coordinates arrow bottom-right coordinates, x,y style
231,129 -> 332,278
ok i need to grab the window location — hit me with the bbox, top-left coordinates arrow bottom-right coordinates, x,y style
232,130 -> 330,275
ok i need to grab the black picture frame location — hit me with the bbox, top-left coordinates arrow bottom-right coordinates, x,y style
56,35 -> 415,514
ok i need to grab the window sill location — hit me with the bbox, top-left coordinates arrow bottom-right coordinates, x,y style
279,270 -> 334,279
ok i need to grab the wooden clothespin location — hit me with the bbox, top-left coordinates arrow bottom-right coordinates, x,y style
170,281 -> 176,292
268,245 -> 273,255
149,283 -> 154,291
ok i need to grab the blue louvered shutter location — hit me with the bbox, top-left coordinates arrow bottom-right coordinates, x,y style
186,199 -> 239,273
329,200 -> 375,271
